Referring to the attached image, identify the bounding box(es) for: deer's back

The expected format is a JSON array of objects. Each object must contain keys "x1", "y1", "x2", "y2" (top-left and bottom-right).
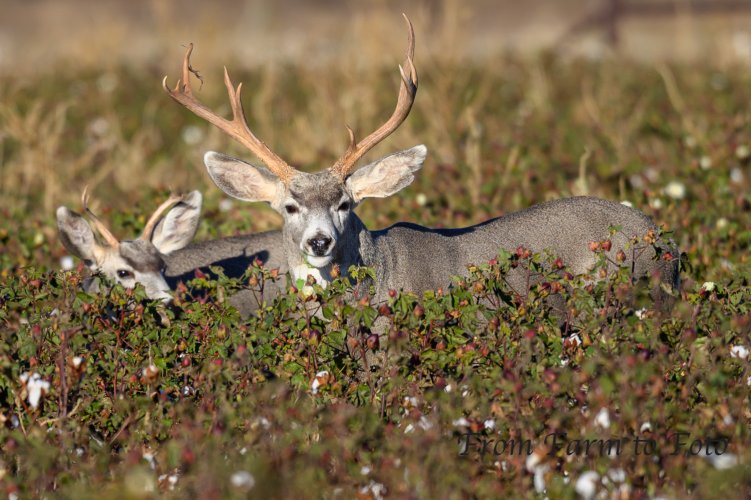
[{"x1": 372, "y1": 197, "x2": 678, "y2": 298}]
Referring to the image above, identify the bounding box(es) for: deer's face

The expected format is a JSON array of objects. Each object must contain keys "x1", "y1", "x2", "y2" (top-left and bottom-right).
[
  {"x1": 280, "y1": 171, "x2": 354, "y2": 267},
  {"x1": 204, "y1": 146, "x2": 427, "y2": 271},
  {"x1": 56, "y1": 191, "x2": 202, "y2": 301},
  {"x1": 86, "y1": 240, "x2": 172, "y2": 300}
]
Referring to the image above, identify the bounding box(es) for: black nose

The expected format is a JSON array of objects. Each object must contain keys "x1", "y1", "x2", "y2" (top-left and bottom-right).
[{"x1": 308, "y1": 235, "x2": 333, "y2": 256}]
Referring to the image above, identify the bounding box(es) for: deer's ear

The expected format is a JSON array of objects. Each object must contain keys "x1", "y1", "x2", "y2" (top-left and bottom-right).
[
  {"x1": 345, "y1": 145, "x2": 427, "y2": 203},
  {"x1": 151, "y1": 191, "x2": 202, "y2": 254},
  {"x1": 56, "y1": 207, "x2": 99, "y2": 264},
  {"x1": 204, "y1": 152, "x2": 281, "y2": 204}
]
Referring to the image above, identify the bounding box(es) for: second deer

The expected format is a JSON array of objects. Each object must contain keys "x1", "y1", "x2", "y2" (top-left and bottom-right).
[{"x1": 57, "y1": 189, "x2": 285, "y2": 316}]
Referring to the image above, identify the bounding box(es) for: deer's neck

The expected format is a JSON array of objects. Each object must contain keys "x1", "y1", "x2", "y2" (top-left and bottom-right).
[{"x1": 339, "y1": 213, "x2": 377, "y2": 271}]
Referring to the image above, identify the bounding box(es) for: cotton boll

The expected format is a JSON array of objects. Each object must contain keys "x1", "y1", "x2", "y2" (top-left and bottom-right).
[
  {"x1": 594, "y1": 408, "x2": 611, "y2": 429},
  {"x1": 21, "y1": 372, "x2": 50, "y2": 410},
  {"x1": 730, "y1": 345, "x2": 749, "y2": 359},
  {"x1": 664, "y1": 181, "x2": 686, "y2": 200},
  {"x1": 230, "y1": 471, "x2": 256, "y2": 490},
  {"x1": 575, "y1": 471, "x2": 599, "y2": 499},
  {"x1": 60, "y1": 255, "x2": 75, "y2": 270}
]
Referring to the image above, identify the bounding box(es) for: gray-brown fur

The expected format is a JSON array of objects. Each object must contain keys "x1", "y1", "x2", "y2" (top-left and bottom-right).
[
  {"x1": 353, "y1": 196, "x2": 679, "y2": 301},
  {"x1": 164, "y1": 230, "x2": 287, "y2": 316},
  {"x1": 120, "y1": 240, "x2": 166, "y2": 274},
  {"x1": 288, "y1": 173, "x2": 345, "y2": 209}
]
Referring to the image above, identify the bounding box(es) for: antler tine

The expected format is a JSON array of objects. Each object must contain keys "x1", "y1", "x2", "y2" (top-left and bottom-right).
[
  {"x1": 331, "y1": 14, "x2": 418, "y2": 179},
  {"x1": 139, "y1": 193, "x2": 183, "y2": 242},
  {"x1": 163, "y1": 43, "x2": 298, "y2": 184},
  {"x1": 81, "y1": 186, "x2": 120, "y2": 248}
]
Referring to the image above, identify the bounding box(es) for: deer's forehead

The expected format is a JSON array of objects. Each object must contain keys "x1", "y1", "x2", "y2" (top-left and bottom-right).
[
  {"x1": 288, "y1": 172, "x2": 346, "y2": 207},
  {"x1": 119, "y1": 240, "x2": 165, "y2": 273}
]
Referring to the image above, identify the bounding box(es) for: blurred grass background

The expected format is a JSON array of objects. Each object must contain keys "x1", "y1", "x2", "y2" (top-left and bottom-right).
[{"x1": 1, "y1": 0, "x2": 750, "y2": 284}]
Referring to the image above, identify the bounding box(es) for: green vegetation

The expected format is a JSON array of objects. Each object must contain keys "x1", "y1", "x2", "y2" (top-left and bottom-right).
[{"x1": 1, "y1": 54, "x2": 750, "y2": 497}]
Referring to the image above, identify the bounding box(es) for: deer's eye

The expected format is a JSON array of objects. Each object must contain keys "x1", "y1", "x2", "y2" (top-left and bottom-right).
[
  {"x1": 285, "y1": 205, "x2": 299, "y2": 215},
  {"x1": 337, "y1": 201, "x2": 351, "y2": 212},
  {"x1": 117, "y1": 269, "x2": 134, "y2": 280}
]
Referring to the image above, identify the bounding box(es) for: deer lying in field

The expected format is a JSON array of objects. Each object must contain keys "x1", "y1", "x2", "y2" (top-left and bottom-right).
[
  {"x1": 56, "y1": 189, "x2": 285, "y2": 317},
  {"x1": 163, "y1": 15, "x2": 679, "y2": 307}
]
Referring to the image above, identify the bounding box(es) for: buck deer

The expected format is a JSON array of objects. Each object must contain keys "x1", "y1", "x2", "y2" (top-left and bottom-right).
[
  {"x1": 163, "y1": 15, "x2": 679, "y2": 307},
  {"x1": 56, "y1": 189, "x2": 285, "y2": 316}
]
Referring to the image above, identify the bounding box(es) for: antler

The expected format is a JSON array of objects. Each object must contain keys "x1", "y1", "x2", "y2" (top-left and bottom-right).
[
  {"x1": 330, "y1": 14, "x2": 418, "y2": 179},
  {"x1": 139, "y1": 193, "x2": 183, "y2": 241},
  {"x1": 81, "y1": 186, "x2": 120, "y2": 248},
  {"x1": 163, "y1": 44, "x2": 298, "y2": 184}
]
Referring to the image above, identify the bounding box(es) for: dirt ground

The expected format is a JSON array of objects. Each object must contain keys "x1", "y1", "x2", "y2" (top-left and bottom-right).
[{"x1": 2, "y1": 0, "x2": 750, "y2": 75}]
